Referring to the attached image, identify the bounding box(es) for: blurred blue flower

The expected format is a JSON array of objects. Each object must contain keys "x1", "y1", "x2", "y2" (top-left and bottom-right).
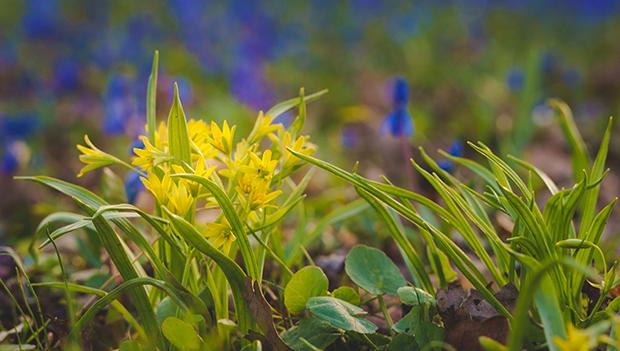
[
  {"x1": 540, "y1": 52, "x2": 557, "y2": 74},
  {"x1": 563, "y1": 67, "x2": 581, "y2": 87},
  {"x1": 438, "y1": 140, "x2": 464, "y2": 173},
  {"x1": 381, "y1": 78, "x2": 414, "y2": 137},
  {"x1": 124, "y1": 170, "x2": 144, "y2": 204},
  {"x1": 21, "y1": 0, "x2": 60, "y2": 39},
  {"x1": 506, "y1": 68, "x2": 524, "y2": 92},
  {"x1": 381, "y1": 108, "x2": 414, "y2": 137},
  {"x1": 341, "y1": 126, "x2": 359, "y2": 148},
  {"x1": 53, "y1": 58, "x2": 80, "y2": 92},
  {"x1": 103, "y1": 74, "x2": 136, "y2": 135},
  {"x1": 392, "y1": 77, "x2": 409, "y2": 107},
  {"x1": 0, "y1": 147, "x2": 18, "y2": 176},
  {"x1": 0, "y1": 113, "x2": 40, "y2": 140}
]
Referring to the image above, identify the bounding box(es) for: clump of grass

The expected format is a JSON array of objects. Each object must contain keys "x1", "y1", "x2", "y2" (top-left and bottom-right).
[{"x1": 292, "y1": 100, "x2": 618, "y2": 350}]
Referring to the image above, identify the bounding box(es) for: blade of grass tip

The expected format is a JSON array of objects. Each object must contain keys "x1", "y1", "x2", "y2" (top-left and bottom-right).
[
  {"x1": 147, "y1": 50, "x2": 159, "y2": 144},
  {"x1": 579, "y1": 117, "x2": 613, "y2": 238},
  {"x1": 289, "y1": 87, "x2": 306, "y2": 137},
  {"x1": 167, "y1": 82, "x2": 192, "y2": 166},
  {"x1": 508, "y1": 155, "x2": 559, "y2": 195},
  {"x1": 548, "y1": 98, "x2": 590, "y2": 179},
  {"x1": 31, "y1": 212, "x2": 84, "y2": 261},
  {"x1": 265, "y1": 89, "x2": 328, "y2": 119},
  {"x1": 411, "y1": 157, "x2": 505, "y2": 285},
  {"x1": 173, "y1": 174, "x2": 259, "y2": 281}
]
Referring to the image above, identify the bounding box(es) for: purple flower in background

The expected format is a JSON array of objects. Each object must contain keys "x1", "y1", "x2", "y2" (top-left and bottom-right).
[
  {"x1": 124, "y1": 170, "x2": 144, "y2": 204},
  {"x1": 563, "y1": 67, "x2": 581, "y2": 87},
  {"x1": 0, "y1": 113, "x2": 40, "y2": 140},
  {"x1": 540, "y1": 51, "x2": 557, "y2": 74},
  {"x1": 21, "y1": 0, "x2": 60, "y2": 39},
  {"x1": 381, "y1": 77, "x2": 414, "y2": 138},
  {"x1": 0, "y1": 143, "x2": 19, "y2": 176},
  {"x1": 103, "y1": 74, "x2": 137, "y2": 135},
  {"x1": 53, "y1": 57, "x2": 80, "y2": 93},
  {"x1": 506, "y1": 68, "x2": 524, "y2": 92},
  {"x1": 437, "y1": 140, "x2": 464, "y2": 173},
  {"x1": 341, "y1": 126, "x2": 360, "y2": 148}
]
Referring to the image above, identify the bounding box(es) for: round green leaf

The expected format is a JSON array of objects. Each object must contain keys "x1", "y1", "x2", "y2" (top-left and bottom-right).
[
  {"x1": 345, "y1": 245, "x2": 407, "y2": 295},
  {"x1": 306, "y1": 296, "x2": 378, "y2": 334},
  {"x1": 332, "y1": 286, "x2": 361, "y2": 306},
  {"x1": 161, "y1": 317, "x2": 202, "y2": 351},
  {"x1": 285, "y1": 266, "x2": 329, "y2": 314},
  {"x1": 397, "y1": 286, "x2": 435, "y2": 306}
]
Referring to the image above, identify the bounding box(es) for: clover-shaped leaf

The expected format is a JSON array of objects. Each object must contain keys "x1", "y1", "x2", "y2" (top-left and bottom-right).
[
  {"x1": 345, "y1": 245, "x2": 407, "y2": 295},
  {"x1": 284, "y1": 266, "x2": 329, "y2": 314},
  {"x1": 306, "y1": 296, "x2": 377, "y2": 334}
]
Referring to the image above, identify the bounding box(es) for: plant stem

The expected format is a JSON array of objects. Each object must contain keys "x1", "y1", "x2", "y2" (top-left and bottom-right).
[{"x1": 377, "y1": 294, "x2": 394, "y2": 334}]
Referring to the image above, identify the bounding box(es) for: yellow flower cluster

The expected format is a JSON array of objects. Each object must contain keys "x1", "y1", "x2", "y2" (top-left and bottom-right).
[
  {"x1": 76, "y1": 99, "x2": 316, "y2": 254},
  {"x1": 130, "y1": 113, "x2": 315, "y2": 252}
]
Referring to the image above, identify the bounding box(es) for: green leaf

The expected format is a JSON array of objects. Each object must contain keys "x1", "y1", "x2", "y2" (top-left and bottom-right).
[
  {"x1": 266, "y1": 89, "x2": 328, "y2": 119},
  {"x1": 163, "y1": 208, "x2": 253, "y2": 332},
  {"x1": 161, "y1": 317, "x2": 203, "y2": 351},
  {"x1": 355, "y1": 187, "x2": 433, "y2": 293},
  {"x1": 282, "y1": 317, "x2": 340, "y2": 351},
  {"x1": 345, "y1": 245, "x2": 407, "y2": 295},
  {"x1": 173, "y1": 174, "x2": 259, "y2": 280},
  {"x1": 392, "y1": 306, "x2": 444, "y2": 345},
  {"x1": 479, "y1": 336, "x2": 508, "y2": 351},
  {"x1": 387, "y1": 333, "x2": 417, "y2": 351},
  {"x1": 397, "y1": 286, "x2": 435, "y2": 306},
  {"x1": 69, "y1": 277, "x2": 196, "y2": 345},
  {"x1": 32, "y1": 281, "x2": 145, "y2": 339},
  {"x1": 548, "y1": 99, "x2": 589, "y2": 180},
  {"x1": 284, "y1": 266, "x2": 329, "y2": 314},
  {"x1": 332, "y1": 287, "x2": 360, "y2": 306},
  {"x1": 286, "y1": 150, "x2": 510, "y2": 318},
  {"x1": 119, "y1": 340, "x2": 144, "y2": 351},
  {"x1": 167, "y1": 83, "x2": 191, "y2": 165},
  {"x1": 306, "y1": 296, "x2": 377, "y2": 334},
  {"x1": 579, "y1": 117, "x2": 613, "y2": 237},
  {"x1": 147, "y1": 50, "x2": 159, "y2": 144}
]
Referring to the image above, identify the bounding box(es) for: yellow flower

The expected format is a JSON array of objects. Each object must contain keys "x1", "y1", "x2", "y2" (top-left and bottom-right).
[
  {"x1": 76, "y1": 135, "x2": 119, "y2": 177},
  {"x1": 209, "y1": 121, "x2": 236, "y2": 154},
  {"x1": 132, "y1": 136, "x2": 172, "y2": 172},
  {"x1": 141, "y1": 172, "x2": 173, "y2": 204},
  {"x1": 240, "y1": 150, "x2": 278, "y2": 181},
  {"x1": 167, "y1": 181, "x2": 193, "y2": 217},
  {"x1": 269, "y1": 131, "x2": 316, "y2": 169},
  {"x1": 219, "y1": 140, "x2": 253, "y2": 179},
  {"x1": 203, "y1": 218, "x2": 236, "y2": 254},
  {"x1": 248, "y1": 112, "x2": 282, "y2": 144},
  {"x1": 173, "y1": 157, "x2": 217, "y2": 196},
  {"x1": 239, "y1": 186, "x2": 282, "y2": 211},
  {"x1": 154, "y1": 121, "x2": 168, "y2": 149},
  {"x1": 554, "y1": 325, "x2": 594, "y2": 351},
  {"x1": 187, "y1": 119, "x2": 218, "y2": 161}
]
